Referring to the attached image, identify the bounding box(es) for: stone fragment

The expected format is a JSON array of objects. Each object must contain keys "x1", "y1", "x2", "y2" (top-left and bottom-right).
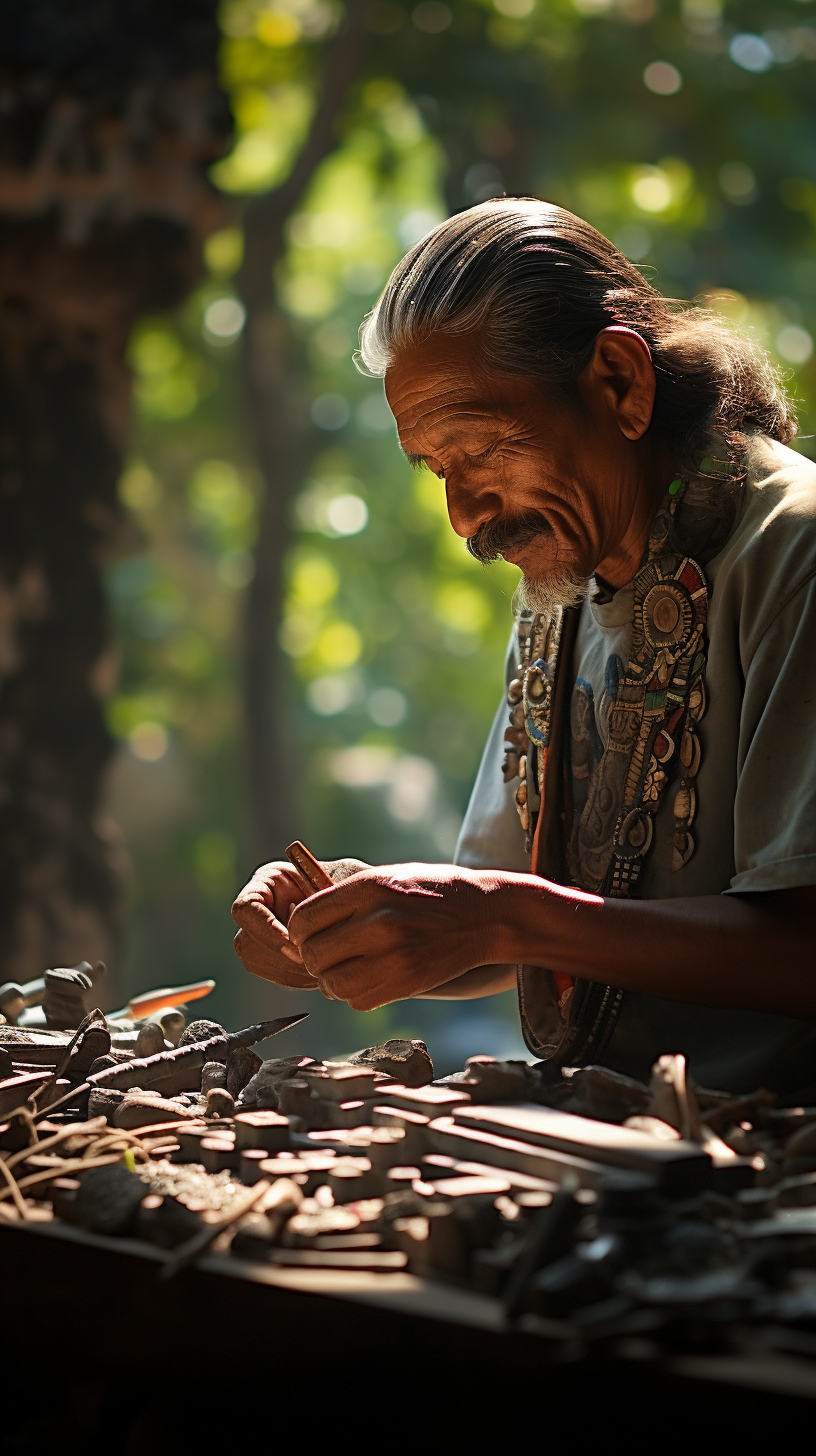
[
  {"x1": 562, "y1": 1065, "x2": 651, "y2": 1123},
  {"x1": 179, "y1": 1019, "x2": 226, "y2": 1049},
  {"x1": 134, "y1": 1022, "x2": 166, "y2": 1057},
  {"x1": 240, "y1": 1150, "x2": 270, "y2": 1185},
  {"x1": 201, "y1": 1061, "x2": 227, "y2": 1094},
  {"x1": 0, "y1": 983, "x2": 25, "y2": 1024},
  {"x1": 346, "y1": 1039, "x2": 433, "y2": 1088},
  {"x1": 206, "y1": 1087, "x2": 235, "y2": 1120},
  {"x1": 137, "y1": 1193, "x2": 202, "y2": 1248},
  {"x1": 283, "y1": 1206, "x2": 361, "y2": 1246},
  {"x1": 199, "y1": 1135, "x2": 237, "y2": 1173},
  {"x1": 159, "y1": 1009, "x2": 186, "y2": 1046},
  {"x1": 276, "y1": 1078, "x2": 313, "y2": 1118},
  {"x1": 353, "y1": 1126, "x2": 407, "y2": 1172},
  {"x1": 59, "y1": 1017, "x2": 111, "y2": 1081},
  {"x1": 226, "y1": 1045, "x2": 262, "y2": 1100},
  {"x1": 304, "y1": 1066, "x2": 383, "y2": 1102},
  {"x1": 114, "y1": 1094, "x2": 194, "y2": 1129},
  {"x1": 51, "y1": 1176, "x2": 82, "y2": 1224},
  {"x1": 75, "y1": 1164, "x2": 144, "y2": 1235},
  {"x1": 170, "y1": 1123, "x2": 209, "y2": 1163},
  {"x1": 233, "y1": 1110, "x2": 289, "y2": 1153},
  {"x1": 440, "y1": 1057, "x2": 532, "y2": 1103},
  {"x1": 258, "y1": 1153, "x2": 336, "y2": 1196},
  {"x1": 231, "y1": 1179, "x2": 304, "y2": 1254},
  {"x1": 328, "y1": 1159, "x2": 384, "y2": 1203},
  {"x1": 391, "y1": 1202, "x2": 467, "y2": 1277},
  {"x1": 88, "y1": 1086, "x2": 126, "y2": 1121},
  {"x1": 0, "y1": 1070, "x2": 51, "y2": 1118},
  {"x1": 239, "y1": 1056, "x2": 316, "y2": 1110},
  {"x1": 43, "y1": 968, "x2": 92, "y2": 1030}
]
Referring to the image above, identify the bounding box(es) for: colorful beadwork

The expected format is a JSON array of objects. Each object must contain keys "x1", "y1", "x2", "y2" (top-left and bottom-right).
[{"x1": 504, "y1": 452, "x2": 743, "y2": 894}]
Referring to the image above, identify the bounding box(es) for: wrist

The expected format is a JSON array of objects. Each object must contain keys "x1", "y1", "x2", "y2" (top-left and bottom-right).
[
  {"x1": 481, "y1": 873, "x2": 549, "y2": 964},
  {"x1": 488, "y1": 874, "x2": 601, "y2": 968}
]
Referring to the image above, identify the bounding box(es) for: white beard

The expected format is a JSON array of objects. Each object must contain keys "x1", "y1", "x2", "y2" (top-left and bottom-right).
[{"x1": 513, "y1": 566, "x2": 590, "y2": 619}]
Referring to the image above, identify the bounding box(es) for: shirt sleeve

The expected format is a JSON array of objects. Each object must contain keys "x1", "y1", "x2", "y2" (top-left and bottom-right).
[
  {"x1": 728, "y1": 573, "x2": 816, "y2": 894},
  {"x1": 454, "y1": 633, "x2": 531, "y2": 875}
]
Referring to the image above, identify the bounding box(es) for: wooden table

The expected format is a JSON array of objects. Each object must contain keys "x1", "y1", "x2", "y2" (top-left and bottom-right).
[{"x1": 3, "y1": 1217, "x2": 816, "y2": 1450}]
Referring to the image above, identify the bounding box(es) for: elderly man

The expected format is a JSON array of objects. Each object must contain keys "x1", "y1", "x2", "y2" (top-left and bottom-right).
[{"x1": 233, "y1": 198, "x2": 816, "y2": 1101}]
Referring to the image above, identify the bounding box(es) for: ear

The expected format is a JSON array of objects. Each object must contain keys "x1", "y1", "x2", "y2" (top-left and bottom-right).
[{"x1": 579, "y1": 326, "x2": 656, "y2": 440}]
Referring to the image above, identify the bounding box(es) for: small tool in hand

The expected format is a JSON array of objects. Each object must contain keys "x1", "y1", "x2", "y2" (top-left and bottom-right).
[{"x1": 285, "y1": 841, "x2": 334, "y2": 893}]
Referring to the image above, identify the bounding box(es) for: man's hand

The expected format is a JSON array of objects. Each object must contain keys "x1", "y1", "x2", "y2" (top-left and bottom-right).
[
  {"x1": 232, "y1": 861, "x2": 315, "y2": 988},
  {"x1": 287, "y1": 863, "x2": 509, "y2": 1010},
  {"x1": 231, "y1": 858, "x2": 369, "y2": 989}
]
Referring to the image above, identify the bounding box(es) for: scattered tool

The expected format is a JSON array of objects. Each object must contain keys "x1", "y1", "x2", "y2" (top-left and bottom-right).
[
  {"x1": 33, "y1": 1013, "x2": 310, "y2": 1121},
  {"x1": 108, "y1": 979, "x2": 217, "y2": 1023}
]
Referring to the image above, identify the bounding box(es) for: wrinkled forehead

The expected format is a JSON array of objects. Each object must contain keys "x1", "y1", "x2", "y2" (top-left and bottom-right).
[
  {"x1": 385, "y1": 333, "x2": 485, "y2": 408},
  {"x1": 385, "y1": 333, "x2": 506, "y2": 448}
]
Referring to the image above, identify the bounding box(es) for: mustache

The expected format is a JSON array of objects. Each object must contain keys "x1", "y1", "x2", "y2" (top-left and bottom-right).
[{"x1": 466, "y1": 510, "x2": 553, "y2": 564}]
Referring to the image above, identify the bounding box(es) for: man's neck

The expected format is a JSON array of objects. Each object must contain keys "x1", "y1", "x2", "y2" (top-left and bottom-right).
[{"x1": 593, "y1": 446, "x2": 674, "y2": 590}]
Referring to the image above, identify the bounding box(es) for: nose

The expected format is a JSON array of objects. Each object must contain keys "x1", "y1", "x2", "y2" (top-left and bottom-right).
[{"x1": 445, "y1": 475, "x2": 503, "y2": 540}]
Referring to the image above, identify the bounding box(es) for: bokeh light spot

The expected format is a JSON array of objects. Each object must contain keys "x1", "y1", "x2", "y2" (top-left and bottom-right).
[
  {"x1": 729, "y1": 33, "x2": 773, "y2": 72},
  {"x1": 204, "y1": 298, "x2": 246, "y2": 340},
  {"x1": 326, "y1": 494, "x2": 368, "y2": 535},
  {"x1": 777, "y1": 325, "x2": 814, "y2": 365},
  {"x1": 129, "y1": 722, "x2": 168, "y2": 762},
  {"x1": 311, "y1": 394, "x2": 351, "y2": 430},
  {"x1": 643, "y1": 61, "x2": 683, "y2": 95}
]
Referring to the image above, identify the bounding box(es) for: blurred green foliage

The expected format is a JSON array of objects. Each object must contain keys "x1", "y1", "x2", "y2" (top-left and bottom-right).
[{"x1": 104, "y1": 0, "x2": 816, "y2": 1067}]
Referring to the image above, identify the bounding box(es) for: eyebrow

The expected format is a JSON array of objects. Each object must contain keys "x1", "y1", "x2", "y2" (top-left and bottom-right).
[{"x1": 401, "y1": 448, "x2": 426, "y2": 470}]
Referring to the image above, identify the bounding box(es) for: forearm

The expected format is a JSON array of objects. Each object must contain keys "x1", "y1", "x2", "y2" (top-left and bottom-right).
[
  {"x1": 500, "y1": 878, "x2": 816, "y2": 1018},
  {"x1": 421, "y1": 964, "x2": 517, "y2": 999}
]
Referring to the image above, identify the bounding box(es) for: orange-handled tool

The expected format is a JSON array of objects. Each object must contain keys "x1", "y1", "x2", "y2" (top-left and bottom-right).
[{"x1": 113, "y1": 979, "x2": 216, "y2": 1022}]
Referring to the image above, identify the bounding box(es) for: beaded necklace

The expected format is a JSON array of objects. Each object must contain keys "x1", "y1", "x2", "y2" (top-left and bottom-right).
[
  {"x1": 507, "y1": 453, "x2": 744, "y2": 1063},
  {"x1": 504, "y1": 454, "x2": 743, "y2": 898}
]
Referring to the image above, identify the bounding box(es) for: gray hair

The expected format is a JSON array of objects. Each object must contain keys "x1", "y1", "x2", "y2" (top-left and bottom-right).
[{"x1": 358, "y1": 198, "x2": 796, "y2": 460}]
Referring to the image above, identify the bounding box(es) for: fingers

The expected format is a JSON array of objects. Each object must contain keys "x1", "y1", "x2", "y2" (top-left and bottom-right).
[
  {"x1": 232, "y1": 882, "x2": 298, "y2": 950},
  {"x1": 232, "y1": 863, "x2": 308, "y2": 936},
  {"x1": 295, "y1": 914, "x2": 386, "y2": 977},
  {"x1": 315, "y1": 963, "x2": 389, "y2": 1011},
  {"x1": 288, "y1": 874, "x2": 374, "y2": 947},
  {"x1": 233, "y1": 928, "x2": 318, "y2": 990}
]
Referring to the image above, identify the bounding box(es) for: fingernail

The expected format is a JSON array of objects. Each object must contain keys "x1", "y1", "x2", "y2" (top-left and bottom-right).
[{"x1": 280, "y1": 942, "x2": 301, "y2": 961}]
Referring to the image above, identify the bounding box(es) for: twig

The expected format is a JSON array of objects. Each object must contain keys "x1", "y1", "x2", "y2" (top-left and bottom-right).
[
  {"x1": 0, "y1": 1155, "x2": 31, "y2": 1219},
  {"x1": 3, "y1": 1103, "x2": 39, "y2": 1148},
  {"x1": 0, "y1": 1153, "x2": 123, "y2": 1200},
  {"x1": 3, "y1": 1117, "x2": 107, "y2": 1173},
  {"x1": 158, "y1": 1179, "x2": 272, "y2": 1280},
  {"x1": 81, "y1": 1132, "x2": 153, "y2": 1160}
]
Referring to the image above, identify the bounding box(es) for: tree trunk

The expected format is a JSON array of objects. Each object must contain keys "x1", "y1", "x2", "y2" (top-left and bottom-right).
[{"x1": 0, "y1": 2, "x2": 229, "y2": 980}]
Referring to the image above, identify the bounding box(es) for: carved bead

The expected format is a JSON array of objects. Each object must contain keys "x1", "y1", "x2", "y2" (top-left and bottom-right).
[
  {"x1": 672, "y1": 830, "x2": 694, "y2": 871},
  {"x1": 501, "y1": 752, "x2": 520, "y2": 784},
  {"x1": 673, "y1": 784, "x2": 696, "y2": 824},
  {"x1": 507, "y1": 678, "x2": 523, "y2": 703}
]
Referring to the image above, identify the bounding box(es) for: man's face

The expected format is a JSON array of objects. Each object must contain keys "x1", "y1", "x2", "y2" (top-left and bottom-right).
[{"x1": 385, "y1": 330, "x2": 662, "y2": 600}]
